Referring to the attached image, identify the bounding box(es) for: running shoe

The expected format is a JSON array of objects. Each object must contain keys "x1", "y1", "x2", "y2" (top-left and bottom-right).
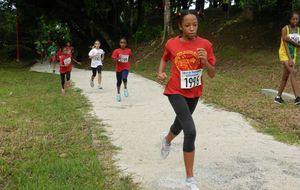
[
  {"x1": 90, "y1": 79, "x2": 94, "y2": 88},
  {"x1": 98, "y1": 85, "x2": 103, "y2": 89},
  {"x1": 116, "y1": 94, "x2": 121, "y2": 102},
  {"x1": 186, "y1": 177, "x2": 199, "y2": 190},
  {"x1": 274, "y1": 96, "x2": 284, "y2": 104},
  {"x1": 124, "y1": 89, "x2": 129, "y2": 97},
  {"x1": 61, "y1": 89, "x2": 66, "y2": 96},
  {"x1": 160, "y1": 132, "x2": 171, "y2": 159},
  {"x1": 53, "y1": 70, "x2": 55, "y2": 73},
  {"x1": 295, "y1": 96, "x2": 300, "y2": 105}
]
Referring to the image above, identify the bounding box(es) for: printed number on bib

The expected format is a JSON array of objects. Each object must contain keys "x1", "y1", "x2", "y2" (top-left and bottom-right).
[
  {"x1": 180, "y1": 69, "x2": 203, "y2": 89},
  {"x1": 94, "y1": 55, "x2": 101, "y2": 61},
  {"x1": 119, "y1": 55, "x2": 129, "y2": 63},
  {"x1": 64, "y1": 57, "x2": 71, "y2": 66},
  {"x1": 289, "y1": 33, "x2": 300, "y2": 44}
]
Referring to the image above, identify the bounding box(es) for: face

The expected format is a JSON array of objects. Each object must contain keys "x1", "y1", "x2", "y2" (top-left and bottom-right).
[
  {"x1": 94, "y1": 41, "x2": 100, "y2": 48},
  {"x1": 66, "y1": 42, "x2": 71, "y2": 46},
  {"x1": 290, "y1": 14, "x2": 299, "y2": 27},
  {"x1": 179, "y1": 14, "x2": 198, "y2": 40},
  {"x1": 119, "y1": 39, "x2": 127, "y2": 49}
]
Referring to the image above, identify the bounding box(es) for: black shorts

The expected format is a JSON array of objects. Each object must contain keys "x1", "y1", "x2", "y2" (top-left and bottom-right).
[{"x1": 91, "y1": 65, "x2": 102, "y2": 76}]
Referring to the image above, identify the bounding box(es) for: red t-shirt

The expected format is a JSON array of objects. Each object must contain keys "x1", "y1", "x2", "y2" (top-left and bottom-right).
[
  {"x1": 59, "y1": 54, "x2": 72, "y2": 73},
  {"x1": 65, "y1": 46, "x2": 73, "y2": 57},
  {"x1": 162, "y1": 36, "x2": 216, "y2": 98},
  {"x1": 111, "y1": 48, "x2": 133, "y2": 72}
]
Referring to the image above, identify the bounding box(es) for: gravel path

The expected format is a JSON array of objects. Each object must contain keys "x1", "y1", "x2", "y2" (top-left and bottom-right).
[{"x1": 31, "y1": 63, "x2": 300, "y2": 190}]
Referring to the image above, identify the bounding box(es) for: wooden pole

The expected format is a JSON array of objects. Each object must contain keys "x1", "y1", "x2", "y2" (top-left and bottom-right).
[{"x1": 16, "y1": 10, "x2": 20, "y2": 62}]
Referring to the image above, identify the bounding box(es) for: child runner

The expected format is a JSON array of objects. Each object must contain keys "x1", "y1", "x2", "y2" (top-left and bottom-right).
[
  {"x1": 275, "y1": 12, "x2": 300, "y2": 105},
  {"x1": 65, "y1": 41, "x2": 81, "y2": 65},
  {"x1": 88, "y1": 40, "x2": 105, "y2": 89},
  {"x1": 58, "y1": 47, "x2": 80, "y2": 95},
  {"x1": 112, "y1": 38, "x2": 137, "y2": 102},
  {"x1": 157, "y1": 10, "x2": 216, "y2": 190},
  {"x1": 48, "y1": 41, "x2": 57, "y2": 73}
]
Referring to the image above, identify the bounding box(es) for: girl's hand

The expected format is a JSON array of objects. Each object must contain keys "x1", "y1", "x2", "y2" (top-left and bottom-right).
[
  {"x1": 157, "y1": 72, "x2": 167, "y2": 84},
  {"x1": 197, "y1": 48, "x2": 208, "y2": 65},
  {"x1": 288, "y1": 59, "x2": 294, "y2": 66}
]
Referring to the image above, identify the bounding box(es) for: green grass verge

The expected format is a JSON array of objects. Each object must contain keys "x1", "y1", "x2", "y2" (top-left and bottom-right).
[{"x1": 0, "y1": 62, "x2": 137, "y2": 190}]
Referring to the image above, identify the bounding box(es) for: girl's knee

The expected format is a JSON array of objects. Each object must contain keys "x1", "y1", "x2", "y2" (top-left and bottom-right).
[
  {"x1": 291, "y1": 69, "x2": 297, "y2": 76},
  {"x1": 183, "y1": 129, "x2": 196, "y2": 152}
]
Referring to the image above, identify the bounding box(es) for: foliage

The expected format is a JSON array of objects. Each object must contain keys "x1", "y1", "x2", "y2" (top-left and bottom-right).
[{"x1": 133, "y1": 24, "x2": 162, "y2": 43}]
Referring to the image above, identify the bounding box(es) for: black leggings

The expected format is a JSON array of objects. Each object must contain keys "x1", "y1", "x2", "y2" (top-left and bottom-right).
[
  {"x1": 168, "y1": 94, "x2": 199, "y2": 152},
  {"x1": 116, "y1": 70, "x2": 129, "y2": 87},
  {"x1": 60, "y1": 72, "x2": 71, "y2": 89}
]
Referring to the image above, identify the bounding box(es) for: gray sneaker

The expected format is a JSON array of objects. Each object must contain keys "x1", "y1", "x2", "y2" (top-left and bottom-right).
[
  {"x1": 160, "y1": 132, "x2": 171, "y2": 159},
  {"x1": 186, "y1": 177, "x2": 199, "y2": 190},
  {"x1": 90, "y1": 79, "x2": 94, "y2": 88}
]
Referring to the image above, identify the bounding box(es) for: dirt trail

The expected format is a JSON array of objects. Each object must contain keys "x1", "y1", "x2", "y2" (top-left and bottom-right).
[{"x1": 31, "y1": 63, "x2": 300, "y2": 190}]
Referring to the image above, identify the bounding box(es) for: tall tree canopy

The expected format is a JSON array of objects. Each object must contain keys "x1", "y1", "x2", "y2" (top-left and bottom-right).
[{"x1": 0, "y1": 0, "x2": 299, "y2": 60}]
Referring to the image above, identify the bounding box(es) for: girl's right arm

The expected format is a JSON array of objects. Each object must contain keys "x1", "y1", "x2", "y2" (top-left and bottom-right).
[
  {"x1": 157, "y1": 58, "x2": 168, "y2": 83},
  {"x1": 88, "y1": 49, "x2": 95, "y2": 59},
  {"x1": 59, "y1": 56, "x2": 66, "y2": 67},
  {"x1": 112, "y1": 50, "x2": 119, "y2": 63}
]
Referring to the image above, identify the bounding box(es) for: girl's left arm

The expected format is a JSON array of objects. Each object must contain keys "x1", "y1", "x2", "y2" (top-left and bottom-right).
[
  {"x1": 131, "y1": 52, "x2": 138, "y2": 68},
  {"x1": 101, "y1": 52, "x2": 105, "y2": 61},
  {"x1": 198, "y1": 48, "x2": 216, "y2": 78},
  {"x1": 72, "y1": 58, "x2": 81, "y2": 65}
]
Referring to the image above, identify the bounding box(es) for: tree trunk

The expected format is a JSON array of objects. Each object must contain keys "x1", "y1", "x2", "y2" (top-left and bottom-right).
[
  {"x1": 181, "y1": 0, "x2": 189, "y2": 9},
  {"x1": 277, "y1": 0, "x2": 293, "y2": 14},
  {"x1": 129, "y1": 0, "x2": 134, "y2": 35},
  {"x1": 111, "y1": 0, "x2": 121, "y2": 29},
  {"x1": 161, "y1": 0, "x2": 173, "y2": 45},
  {"x1": 196, "y1": 0, "x2": 205, "y2": 12},
  {"x1": 137, "y1": 0, "x2": 144, "y2": 27}
]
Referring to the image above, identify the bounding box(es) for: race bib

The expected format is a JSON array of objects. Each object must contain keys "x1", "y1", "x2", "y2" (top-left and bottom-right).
[
  {"x1": 289, "y1": 33, "x2": 300, "y2": 43},
  {"x1": 94, "y1": 54, "x2": 101, "y2": 61},
  {"x1": 51, "y1": 51, "x2": 56, "y2": 55},
  {"x1": 118, "y1": 55, "x2": 129, "y2": 63},
  {"x1": 63, "y1": 57, "x2": 71, "y2": 66},
  {"x1": 180, "y1": 69, "x2": 203, "y2": 89}
]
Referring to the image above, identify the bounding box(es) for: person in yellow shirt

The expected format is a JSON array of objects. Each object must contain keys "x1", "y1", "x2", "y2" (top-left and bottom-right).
[{"x1": 275, "y1": 12, "x2": 300, "y2": 105}]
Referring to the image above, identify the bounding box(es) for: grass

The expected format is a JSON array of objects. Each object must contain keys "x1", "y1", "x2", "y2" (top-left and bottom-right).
[
  {"x1": 204, "y1": 47, "x2": 300, "y2": 144},
  {"x1": 0, "y1": 62, "x2": 137, "y2": 190}
]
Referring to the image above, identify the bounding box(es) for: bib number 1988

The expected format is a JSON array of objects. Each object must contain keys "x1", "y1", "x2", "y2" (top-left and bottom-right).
[{"x1": 180, "y1": 69, "x2": 203, "y2": 89}]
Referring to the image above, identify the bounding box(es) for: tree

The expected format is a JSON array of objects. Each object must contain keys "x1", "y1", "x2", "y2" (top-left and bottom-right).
[{"x1": 161, "y1": 0, "x2": 173, "y2": 45}]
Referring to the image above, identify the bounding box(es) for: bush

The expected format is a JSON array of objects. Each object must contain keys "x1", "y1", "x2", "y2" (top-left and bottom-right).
[{"x1": 133, "y1": 24, "x2": 162, "y2": 43}]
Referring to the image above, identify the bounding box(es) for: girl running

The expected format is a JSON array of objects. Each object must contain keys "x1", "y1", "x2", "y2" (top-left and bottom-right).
[
  {"x1": 157, "y1": 10, "x2": 216, "y2": 190},
  {"x1": 275, "y1": 12, "x2": 300, "y2": 105},
  {"x1": 65, "y1": 41, "x2": 81, "y2": 65},
  {"x1": 112, "y1": 38, "x2": 137, "y2": 102},
  {"x1": 58, "y1": 47, "x2": 81, "y2": 95},
  {"x1": 48, "y1": 41, "x2": 57, "y2": 73},
  {"x1": 88, "y1": 40, "x2": 105, "y2": 89}
]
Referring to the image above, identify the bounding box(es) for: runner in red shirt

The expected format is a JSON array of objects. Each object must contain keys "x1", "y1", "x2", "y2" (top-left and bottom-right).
[
  {"x1": 58, "y1": 47, "x2": 80, "y2": 95},
  {"x1": 65, "y1": 41, "x2": 81, "y2": 65},
  {"x1": 157, "y1": 10, "x2": 216, "y2": 190},
  {"x1": 112, "y1": 37, "x2": 137, "y2": 102}
]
